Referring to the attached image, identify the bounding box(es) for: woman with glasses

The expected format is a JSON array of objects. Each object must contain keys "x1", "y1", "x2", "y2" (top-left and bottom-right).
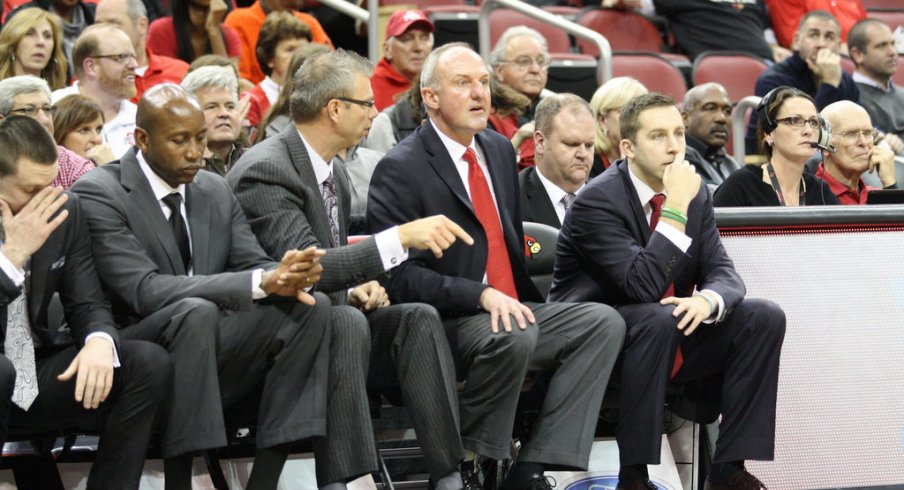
[
  {"x1": 714, "y1": 86, "x2": 839, "y2": 206},
  {"x1": 0, "y1": 8, "x2": 68, "y2": 90},
  {"x1": 52, "y1": 94, "x2": 116, "y2": 165}
]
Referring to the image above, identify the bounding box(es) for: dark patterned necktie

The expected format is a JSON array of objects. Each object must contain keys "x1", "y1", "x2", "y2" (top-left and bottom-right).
[
  {"x1": 561, "y1": 192, "x2": 576, "y2": 212},
  {"x1": 162, "y1": 193, "x2": 191, "y2": 271},
  {"x1": 321, "y1": 174, "x2": 341, "y2": 247}
]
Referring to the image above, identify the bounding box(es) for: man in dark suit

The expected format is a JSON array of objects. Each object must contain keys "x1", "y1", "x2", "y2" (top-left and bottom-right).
[
  {"x1": 71, "y1": 84, "x2": 336, "y2": 490},
  {"x1": 367, "y1": 43, "x2": 626, "y2": 490},
  {"x1": 681, "y1": 83, "x2": 741, "y2": 190},
  {"x1": 0, "y1": 116, "x2": 171, "y2": 489},
  {"x1": 228, "y1": 49, "x2": 475, "y2": 490},
  {"x1": 549, "y1": 93, "x2": 786, "y2": 490},
  {"x1": 519, "y1": 93, "x2": 595, "y2": 229}
]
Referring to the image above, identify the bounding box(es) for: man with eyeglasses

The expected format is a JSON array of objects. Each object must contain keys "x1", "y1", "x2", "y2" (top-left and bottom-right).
[
  {"x1": 489, "y1": 26, "x2": 551, "y2": 170},
  {"x1": 51, "y1": 24, "x2": 138, "y2": 160},
  {"x1": 0, "y1": 76, "x2": 95, "y2": 189},
  {"x1": 747, "y1": 10, "x2": 860, "y2": 154},
  {"x1": 815, "y1": 100, "x2": 897, "y2": 204},
  {"x1": 682, "y1": 83, "x2": 741, "y2": 189},
  {"x1": 229, "y1": 49, "x2": 476, "y2": 490},
  {"x1": 371, "y1": 9, "x2": 434, "y2": 112}
]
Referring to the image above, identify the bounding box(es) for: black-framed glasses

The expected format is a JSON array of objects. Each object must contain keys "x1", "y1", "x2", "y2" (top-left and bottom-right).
[
  {"x1": 90, "y1": 53, "x2": 138, "y2": 64},
  {"x1": 334, "y1": 97, "x2": 375, "y2": 108},
  {"x1": 9, "y1": 105, "x2": 56, "y2": 117},
  {"x1": 834, "y1": 128, "x2": 879, "y2": 144},
  {"x1": 775, "y1": 115, "x2": 820, "y2": 130},
  {"x1": 501, "y1": 55, "x2": 550, "y2": 69}
]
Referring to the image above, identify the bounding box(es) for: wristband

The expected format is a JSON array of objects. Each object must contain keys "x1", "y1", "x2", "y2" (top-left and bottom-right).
[
  {"x1": 694, "y1": 292, "x2": 716, "y2": 316},
  {"x1": 660, "y1": 208, "x2": 688, "y2": 225}
]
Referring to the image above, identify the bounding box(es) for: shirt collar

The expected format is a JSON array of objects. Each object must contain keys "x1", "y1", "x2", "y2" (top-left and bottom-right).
[
  {"x1": 815, "y1": 162, "x2": 865, "y2": 199},
  {"x1": 137, "y1": 150, "x2": 186, "y2": 201},
  {"x1": 535, "y1": 166, "x2": 580, "y2": 205},
  {"x1": 627, "y1": 162, "x2": 662, "y2": 210},
  {"x1": 852, "y1": 71, "x2": 894, "y2": 93},
  {"x1": 430, "y1": 119, "x2": 477, "y2": 163},
  {"x1": 298, "y1": 129, "x2": 332, "y2": 185}
]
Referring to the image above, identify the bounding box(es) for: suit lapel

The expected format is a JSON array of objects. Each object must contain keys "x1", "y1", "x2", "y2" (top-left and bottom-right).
[
  {"x1": 422, "y1": 123, "x2": 475, "y2": 216},
  {"x1": 185, "y1": 181, "x2": 210, "y2": 274},
  {"x1": 284, "y1": 130, "x2": 336, "y2": 247},
  {"x1": 121, "y1": 151, "x2": 188, "y2": 275},
  {"x1": 617, "y1": 161, "x2": 652, "y2": 244},
  {"x1": 525, "y1": 168, "x2": 560, "y2": 226}
]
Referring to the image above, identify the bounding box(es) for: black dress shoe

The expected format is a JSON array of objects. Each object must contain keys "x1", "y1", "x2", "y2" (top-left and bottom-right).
[
  {"x1": 616, "y1": 479, "x2": 657, "y2": 490},
  {"x1": 461, "y1": 460, "x2": 484, "y2": 490},
  {"x1": 703, "y1": 470, "x2": 767, "y2": 490},
  {"x1": 520, "y1": 473, "x2": 556, "y2": 490}
]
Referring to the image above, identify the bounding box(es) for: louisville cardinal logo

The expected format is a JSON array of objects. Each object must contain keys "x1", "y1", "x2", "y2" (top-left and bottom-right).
[{"x1": 524, "y1": 234, "x2": 542, "y2": 258}]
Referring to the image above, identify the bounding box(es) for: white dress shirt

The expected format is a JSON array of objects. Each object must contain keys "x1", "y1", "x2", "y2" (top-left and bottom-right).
[{"x1": 534, "y1": 166, "x2": 582, "y2": 226}]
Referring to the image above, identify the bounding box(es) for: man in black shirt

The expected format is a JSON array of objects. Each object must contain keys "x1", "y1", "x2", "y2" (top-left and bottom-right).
[{"x1": 682, "y1": 83, "x2": 741, "y2": 189}]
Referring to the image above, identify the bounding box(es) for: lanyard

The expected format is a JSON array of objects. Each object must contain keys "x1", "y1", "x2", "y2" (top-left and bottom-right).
[{"x1": 765, "y1": 163, "x2": 806, "y2": 207}]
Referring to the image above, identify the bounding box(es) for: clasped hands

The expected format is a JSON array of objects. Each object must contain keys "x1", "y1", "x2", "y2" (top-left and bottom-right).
[{"x1": 261, "y1": 247, "x2": 326, "y2": 305}]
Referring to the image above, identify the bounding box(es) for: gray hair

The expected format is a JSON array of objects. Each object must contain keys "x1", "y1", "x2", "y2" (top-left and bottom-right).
[
  {"x1": 0, "y1": 75, "x2": 51, "y2": 115},
  {"x1": 489, "y1": 26, "x2": 548, "y2": 67},
  {"x1": 420, "y1": 42, "x2": 485, "y2": 91},
  {"x1": 289, "y1": 48, "x2": 374, "y2": 123},
  {"x1": 534, "y1": 93, "x2": 592, "y2": 136},
  {"x1": 124, "y1": 0, "x2": 147, "y2": 22},
  {"x1": 181, "y1": 66, "x2": 239, "y2": 104}
]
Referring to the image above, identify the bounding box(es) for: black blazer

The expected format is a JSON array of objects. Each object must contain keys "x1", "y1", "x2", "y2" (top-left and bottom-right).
[
  {"x1": 0, "y1": 193, "x2": 119, "y2": 353},
  {"x1": 518, "y1": 166, "x2": 561, "y2": 229},
  {"x1": 367, "y1": 122, "x2": 543, "y2": 317},
  {"x1": 549, "y1": 159, "x2": 745, "y2": 311}
]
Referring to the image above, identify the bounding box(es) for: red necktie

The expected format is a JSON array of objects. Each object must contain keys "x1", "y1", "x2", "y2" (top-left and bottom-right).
[
  {"x1": 649, "y1": 193, "x2": 683, "y2": 378},
  {"x1": 464, "y1": 148, "x2": 519, "y2": 300}
]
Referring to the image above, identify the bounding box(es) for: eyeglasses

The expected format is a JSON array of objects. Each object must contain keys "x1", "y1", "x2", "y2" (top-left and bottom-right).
[
  {"x1": 334, "y1": 97, "x2": 375, "y2": 108},
  {"x1": 834, "y1": 128, "x2": 879, "y2": 144},
  {"x1": 775, "y1": 116, "x2": 820, "y2": 130},
  {"x1": 501, "y1": 55, "x2": 550, "y2": 69},
  {"x1": 90, "y1": 53, "x2": 138, "y2": 64},
  {"x1": 9, "y1": 105, "x2": 55, "y2": 117}
]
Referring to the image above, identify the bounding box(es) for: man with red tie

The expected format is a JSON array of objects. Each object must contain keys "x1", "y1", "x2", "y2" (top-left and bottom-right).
[
  {"x1": 549, "y1": 92, "x2": 786, "y2": 490},
  {"x1": 367, "y1": 43, "x2": 626, "y2": 490}
]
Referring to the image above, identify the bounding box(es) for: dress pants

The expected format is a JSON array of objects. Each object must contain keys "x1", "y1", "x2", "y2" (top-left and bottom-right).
[
  {"x1": 367, "y1": 303, "x2": 462, "y2": 480},
  {"x1": 615, "y1": 298, "x2": 786, "y2": 466},
  {"x1": 455, "y1": 302, "x2": 625, "y2": 469},
  {"x1": 0, "y1": 340, "x2": 172, "y2": 489}
]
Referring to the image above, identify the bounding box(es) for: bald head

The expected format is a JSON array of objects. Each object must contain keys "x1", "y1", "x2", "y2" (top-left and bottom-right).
[
  {"x1": 820, "y1": 100, "x2": 868, "y2": 130},
  {"x1": 135, "y1": 84, "x2": 206, "y2": 188},
  {"x1": 137, "y1": 83, "x2": 202, "y2": 133},
  {"x1": 683, "y1": 83, "x2": 728, "y2": 111},
  {"x1": 682, "y1": 82, "x2": 732, "y2": 148},
  {"x1": 820, "y1": 100, "x2": 876, "y2": 182}
]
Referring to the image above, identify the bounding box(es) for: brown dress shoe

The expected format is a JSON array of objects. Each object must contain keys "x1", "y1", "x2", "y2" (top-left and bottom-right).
[
  {"x1": 615, "y1": 480, "x2": 657, "y2": 490},
  {"x1": 703, "y1": 469, "x2": 767, "y2": 490}
]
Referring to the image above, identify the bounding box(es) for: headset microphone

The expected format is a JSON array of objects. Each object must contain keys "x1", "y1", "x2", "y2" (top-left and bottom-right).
[{"x1": 811, "y1": 116, "x2": 836, "y2": 153}]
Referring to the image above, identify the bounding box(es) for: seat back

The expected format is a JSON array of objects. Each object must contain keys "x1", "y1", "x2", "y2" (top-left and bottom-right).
[
  {"x1": 575, "y1": 7, "x2": 663, "y2": 56},
  {"x1": 864, "y1": 0, "x2": 904, "y2": 8},
  {"x1": 692, "y1": 51, "x2": 769, "y2": 103},
  {"x1": 612, "y1": 52, "x2": 688, "y2": 102},
  {"x1": 867, "y1": 9, "x2": 904, "y2": 30},
  {"x1": 523, "y1": 221, "x2": 559, "y2": 298},
  {"x1": 488, "y1": 9, "x2": 573, "y2": 54}
]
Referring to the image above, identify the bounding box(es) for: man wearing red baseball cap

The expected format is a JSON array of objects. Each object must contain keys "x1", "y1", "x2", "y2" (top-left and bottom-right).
[{"x1": 372, "y1": 9, "x2": 435, "y2": 111}]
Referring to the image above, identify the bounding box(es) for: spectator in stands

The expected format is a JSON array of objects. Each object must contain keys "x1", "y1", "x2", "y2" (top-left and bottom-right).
[
  {"x1": 363, "y1": 79, "x2": 423, "y2": 155},
  {"x1": 549, "y1": 92, "x2": 786, "y2": 490},
  {"x1": 766, "y1": 0, "x2": 866, "y2": 52},
  {"x1": 147, "y1": 0, "x2": 241, "y2": 65},
  {"x1": 717, "y1": 86, "x2": 839, "y2": 206},
  {"x1": 0, "y1": 76, "x2": 95, "y2": 188},
  {"x1": 747, "y1": 10, "x2": 860, "y2": 154},
  {"x1": 368, "y1": 43, "x2": 625, "y2": 490},
  {"x1": 371, "y1": 9, "x2": 434, "y2": 112},
  {"x1": 51, "y1": 24, "x2": 137, "y2": 159},
  {"x1": 0, "y1": 8, "x2": 68, "y2": 90},
  {"x1": 682, "y1": 83, "x2": 741, "y2": 189},
  {"x1": 95, "y1": 0, "x2": 189, "y2": 103},
  {"x1": 588, "y1": 76, "x2": 647, "y2": 177},
  {"x1": 181, "y1": 65, "x2": 243, "y2": 176},
  {"x1": 849, "y1": 19, "x2": 904, "y2": 156},
  {"x1": 0, "y1": 114, "x2": 171, "y2": 490},
  {"x1": 245, "y1": 11, "x2": 311, "y2": 131},
  {"x1": 72, "y1": 83, "x2": 333, "y2": 490},
  {"x1": 5, "y1": 0, "x2": 96, "y2": 70},
  {"x1": 229, "y1": 49, "x2": 477, "y2": 490},
  {"x1": 224, "y1": 0, "x2": 332, "y2": 85},
  {"x1": 519, "y1": 93, "x2": 594, "y2": 229},
  {"x1": 188, "y1": 53, "x2": 255, "y2": 93},
  {"x1": 649, "y1": 0, "x2": 791, "y2": 62},
  {"x1": 52, "y1": 93, "x2": 116, "y2": 165},
  {"x1": 815, "y1": 100, "x2": 897, "y2": 204},
  {"x1": 490, "y1": 26, "x2": 550, "y2": 170},
  {"x1": 258, "y1": 41, "x2": 330, "y2": 140}
]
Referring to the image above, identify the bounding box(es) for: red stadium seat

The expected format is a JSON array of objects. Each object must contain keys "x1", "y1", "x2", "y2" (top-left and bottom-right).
[
  {"x1": 867, "y1": 10, "x2": 904, "y2": 30},
  {"x1": 692, "y1": 51, "x2": 769, "y2": 103},
  {"x1": 863, "y1": 0, "x2": 904, "y2": 10},
  {"x1": 542, "y1": 5, "x2": 582, "y2": 21},
  {"x1": 611, "y1": 52, "x2": 688, "y2": 102},
  {"x1": 575, "y1": 7, "x2": 663, "y2": 55},
  {"x1": 488, "y1": 8, "x2": 573, "y2": 54},
  {"x1": 841, "y1": 55, "x2": 856, "y2": 74}
]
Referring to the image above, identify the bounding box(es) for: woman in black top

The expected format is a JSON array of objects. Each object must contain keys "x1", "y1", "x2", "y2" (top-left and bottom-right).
[{"x1": 714, "y1": 86, "x2": 839, "y2": 207}]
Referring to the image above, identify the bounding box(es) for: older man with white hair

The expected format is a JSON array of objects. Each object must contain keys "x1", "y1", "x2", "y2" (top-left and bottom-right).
[
  {"x1": 181, "y1": 65, "x2": 244, "y2": 175},
  {"x1": 0, "y1": 76, "x2": 95, "y2": 188}
]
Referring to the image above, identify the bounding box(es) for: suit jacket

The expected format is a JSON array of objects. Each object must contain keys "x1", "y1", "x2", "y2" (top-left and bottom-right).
[
  {"x1": 518, "y1": 166, "x2": 561, "y2": 229},
  {"x1": 367, "y1": 122, "x2": 543, "y2": 317},
  {"x1": 549, "y1": 159, "x2": 745, "y2": 310},
  {"x1": 0, "y1": 193, "x2": 119, "y2": 353},
  {"x1": 70, "y1": 148, "x2": 278, "y2": 326},
  {"x1": 226, "y1": 127, "x2": 385, "y2": 305}
]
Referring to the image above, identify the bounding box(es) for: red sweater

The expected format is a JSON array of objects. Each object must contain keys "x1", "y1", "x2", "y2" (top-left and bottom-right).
[
  {"x1": 133, "y1": 48, "x2": 190, "y2": 103},
  {"x1": 371, "y1": 58, "x2": 412, "y2": 112},
  {"x1": 488, "y1": 111, "x2": 536, "y2": 171}
]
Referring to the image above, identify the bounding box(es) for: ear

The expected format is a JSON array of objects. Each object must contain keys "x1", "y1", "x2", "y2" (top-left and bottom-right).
[
  {"x1": 849, "y1": 46, "x2": 863, "y2": 65},
  {"x1": 620, "y1": 138, "x2": 634, "y2": 160},
  {"x1": 493, "y1": 64, "x2": 504, "y2": 83},
  {"x1": 134, "y1": 127, "x2": 150, "y2": 153},
  {"x1": 597, "y1": 111, "x2": 607, "y2": 131},
  {"x1": 681, "y1": 111, "x2": 690, "y2": 127},
  {"x1": 791, "y1": 32, "x2": 800, "y2": 51},
  {"x1": 84, "y1": 58, "x2": 98, "y2": 78},
  {"x1": 137, "y1": 17, "x2": 149, "y2": 38},
  {"x1": 325, "y1": 99, "x2": 342, "y2": 123},
  {"x1": 421, "y1": 86, "x2": 439, "y2": 111},
  {"x1": 533, "y1": 130, "x2": 545, "y2": 154},
  {"x1": 382, "y1": 40, "x2": 391, "y2": 61}
]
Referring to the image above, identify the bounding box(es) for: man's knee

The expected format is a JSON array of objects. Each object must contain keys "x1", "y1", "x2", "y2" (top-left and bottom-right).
[
  {"x1": 173, "y1": 297, "x2": 220, "y2": 326},
  {"x1": 120, "y1": 340, "x2": 175, "y2": 397},
  {"x1": 331, "y1": 305, "x2": 371, "y2": 350},
  {"x1": 579, "y1": 303, "x2": 627, "y2": 347},
  {"x1": 621, "y1": 303, "x2": 684, "y2": 346},
  {"x1": 736, "y1": 298, "x2": 786, "y2": 341},
  {"x1": 396, "y1": 303, "x2": 444, "y2": 339},
  {"x1": 487, "y1": 323, "x2": 538, "y2": 362}
]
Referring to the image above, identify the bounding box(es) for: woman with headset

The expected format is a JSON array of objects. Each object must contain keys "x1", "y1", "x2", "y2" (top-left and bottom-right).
[{"x1": 714, "y1": 86, "x2": 839, "y2": 207}]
